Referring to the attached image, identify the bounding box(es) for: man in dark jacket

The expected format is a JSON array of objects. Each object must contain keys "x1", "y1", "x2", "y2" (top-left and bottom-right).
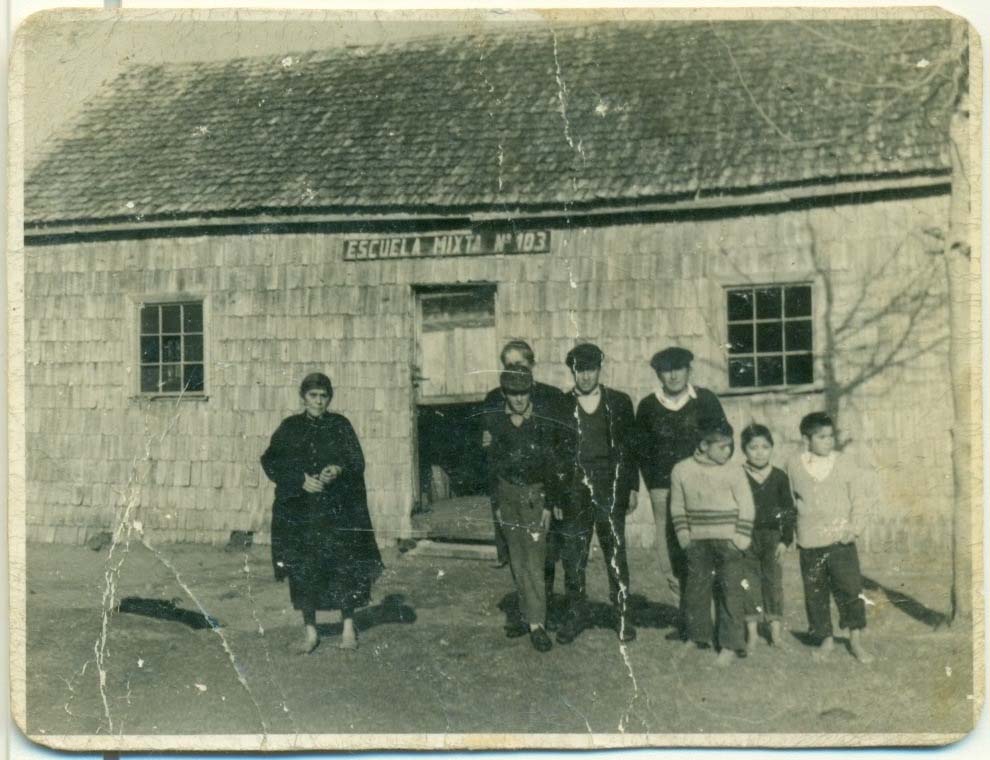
[
  {"x1": 481, "y1": 341, "x2": 568, "y2": 614},
  {"x1": 483, "y1": 366, "x2": 568, "y2": 652},
  {"x1": 636, "y1": 347, "x2": 727, "y2": 637},
  {"x1": 556, "y1": 344, "x2": 640, "y2": 644}
]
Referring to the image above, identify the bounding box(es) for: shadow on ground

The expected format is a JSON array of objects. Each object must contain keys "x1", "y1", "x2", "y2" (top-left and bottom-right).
[
  {"x1": 117, "y1": 596, "x2": 220, "y2": 630},
  {"x1": 315, "y1": 593, "x2": 417, "y2": 636},
  {"x1": 861, "y1": 575, "x2": 949, "y2": 630},
  {"x1": 496, "y1": 590, "x2": 678, "y2": 634}
]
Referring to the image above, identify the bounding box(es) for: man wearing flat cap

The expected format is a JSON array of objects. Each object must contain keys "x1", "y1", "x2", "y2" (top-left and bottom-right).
[
  {"x1": 481, "y1": 340, "x2": 568, "y2": 571},
  {"x1": 555, "y1": 343, "x2": 640, "y2": 644},
  {"x1": 482, "y1": 365, "x2": 569, "y2": 652},
  {"x1": 637, "y1": 346, "x2": 727, "y2": 637}
]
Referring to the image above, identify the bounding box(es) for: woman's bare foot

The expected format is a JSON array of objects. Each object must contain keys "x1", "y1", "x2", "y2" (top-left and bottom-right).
[
  {"x1": 714, "y1": 648, "x2": 737, "y2": 667},
  {"x1": 746, "y1": 621, "x2": 759, "y2": 653},
  {"x1": 338, "y1": 618, "x2": 358, "y2": 650},
  {"x1": 849, "y1": 630, "x2": 873, "y2": 663},
  {"x1": 812, "y1": 635, "x2": 834, "y2": 661},
  {"x1": 293, "y1": 624, "x2": 319, "y2": 655}
]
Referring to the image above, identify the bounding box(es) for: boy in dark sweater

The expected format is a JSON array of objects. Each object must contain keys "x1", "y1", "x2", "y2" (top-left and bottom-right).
[{"x1": 739, "y1": 424, "x2": 796, "y2": 650}]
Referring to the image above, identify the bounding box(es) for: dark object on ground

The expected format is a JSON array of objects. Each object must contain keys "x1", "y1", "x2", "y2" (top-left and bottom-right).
[
  {"x1": 86, "y1": 531, "x2": 113, "y2": 552},
  {"x1": 618, "y1": 615, "x2": 637, "y2": 643},
  {"x1": 224, "y1": 530, "x2": 254, "y2": 552},
  {"x1": 504, "y1": 621, "x2": 528, "y2": 639},
  {"x1": 861, "y1": 575, "x2": 948, "y2": 630},
  {"x1": 545, "y1": 592, "x2": 566, "y2": 632},
  {"x1": 396, "y1": 538, "x2": 418, "y2": 553},
  {"x1": 556, "y1": 610, "x2": 583, "y2": 645},
  {"x1": 218, "y1": 590, "x2": 240, "y2": 601},
  {"x1": 117, "y1": 597, "x2": 220, "y2": 630},
  {"x1": 789, "y1": 630, "x2": 820, "y2": 647},
  {"x1": 530, "y1": 627, "x2": 553, "y2": 652},
  {"x1": 629, "y1": 593, "x2": 680, "y2": 630}
]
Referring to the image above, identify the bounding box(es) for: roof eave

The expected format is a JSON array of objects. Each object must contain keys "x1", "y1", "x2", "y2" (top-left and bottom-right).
[{"x1": 23, "y1": 172, "x2": 952, "y2": 242}]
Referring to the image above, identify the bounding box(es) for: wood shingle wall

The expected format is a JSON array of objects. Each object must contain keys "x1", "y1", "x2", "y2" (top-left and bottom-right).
[{"x1": 24, "y1": 193, "x2": 953, "y2": 554}]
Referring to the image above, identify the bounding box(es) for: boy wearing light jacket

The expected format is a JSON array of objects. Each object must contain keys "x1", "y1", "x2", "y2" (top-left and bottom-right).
[{"x1": 787, "y1": 412, "x2": 873, "y2": 663}]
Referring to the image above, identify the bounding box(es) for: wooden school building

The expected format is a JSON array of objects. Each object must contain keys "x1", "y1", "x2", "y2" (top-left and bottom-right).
[{"x1": 22, "y1": 19, "x2": 960, "y2": 554}]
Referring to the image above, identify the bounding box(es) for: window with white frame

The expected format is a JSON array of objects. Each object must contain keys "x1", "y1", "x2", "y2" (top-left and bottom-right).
[
  {"x1": 726, "y1": 284, "x2": 813, "y2": 389},
  {"x1": 139, "y1": 301, "x2": 205, "y2": 394}
]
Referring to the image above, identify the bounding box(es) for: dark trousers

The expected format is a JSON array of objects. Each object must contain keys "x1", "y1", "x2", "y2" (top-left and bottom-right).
[
  {"x1": 492, "y1": 499, "x2": 510, "y2": 564},
  {"x1": 496, "y1": 495, "x2": 556, "y2": 578},
  {"x1": 799, "y1": 542, "x2": 866, "y2": 641},
  {"x1": 685, "y1": 539, "x2": 747, "y2": 652},
  {"x1": 497, "y1": 479, "x2": 549, "y2": 626},
  {"x1": 545, "y1": 518, "x2": 564, "y2": 598},
  {"x1": 561, "y1": 476, "x2": 630, "y2": 616},
  {"x1": 649, "y1": 487, "x2": 688, "y2": 637},
  {"x1": 743, "y1": 528, "x2": 785, "y2": 622}
]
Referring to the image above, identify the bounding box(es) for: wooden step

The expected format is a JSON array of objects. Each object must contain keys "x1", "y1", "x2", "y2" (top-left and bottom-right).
[{"x1": 405, "y1": 539, "x2": 497, "y2": 561}]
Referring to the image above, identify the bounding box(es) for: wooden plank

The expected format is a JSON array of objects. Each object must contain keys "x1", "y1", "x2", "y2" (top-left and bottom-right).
[{"x1": 406, "y1": 540, "x2": 497, "y2": 562}]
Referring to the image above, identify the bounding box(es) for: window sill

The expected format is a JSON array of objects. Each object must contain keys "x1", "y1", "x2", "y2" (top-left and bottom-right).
[
  {"x1": 716, "y1": 383, "x2": 824, "y2": 399},
  {"x1": 129, "y1": 394, "x2": 210, "y2": 403}
]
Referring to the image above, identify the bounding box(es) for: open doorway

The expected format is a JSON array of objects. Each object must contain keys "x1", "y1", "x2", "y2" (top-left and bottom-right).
[{"x1": 412, "y1": 285, "x2": 497, "y2": 530}]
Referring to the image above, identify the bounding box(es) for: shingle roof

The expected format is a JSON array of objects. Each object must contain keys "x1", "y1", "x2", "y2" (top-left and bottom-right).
[{"x1": 25, "y1": 19, "x2": 957, "y2": 226}]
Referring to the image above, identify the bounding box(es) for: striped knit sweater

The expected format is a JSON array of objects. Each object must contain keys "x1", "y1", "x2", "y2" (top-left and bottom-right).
[{"x1": 669, "y1": 453, "x2": 756, "y2": 546}]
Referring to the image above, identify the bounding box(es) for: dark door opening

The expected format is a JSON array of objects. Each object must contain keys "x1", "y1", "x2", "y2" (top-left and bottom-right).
[
  {"x1": 416, "y1": 401, "x2": 487, "y2": 504},
  {"x1": 411, "y1": 285, "x2": 497, "y2": 542}
]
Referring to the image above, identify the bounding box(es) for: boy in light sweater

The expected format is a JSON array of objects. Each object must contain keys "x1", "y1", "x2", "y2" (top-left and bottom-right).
[
  {"x1": 787, "y1": 412, "x2": 872, "y2": 664},
  {"x1": 669, "y1": 420, "x2": 755, "y2": 666}
]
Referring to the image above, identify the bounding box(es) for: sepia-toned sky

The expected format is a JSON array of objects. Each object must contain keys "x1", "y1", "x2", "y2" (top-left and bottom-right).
[
  {"x1": 17, "y1": 1, "x2": 990, "y2": 165},
  {"x1": 19, "y1": 7, "x2": 545, "y2": 162}
]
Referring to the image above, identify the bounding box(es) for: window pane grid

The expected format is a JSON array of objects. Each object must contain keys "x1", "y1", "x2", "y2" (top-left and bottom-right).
[
  {"x1": 726, "y1": 285, "x2": 813, "y2": 389},
  {"x1": 139, "y1": 302, "x2": 205, "y2": 394}
]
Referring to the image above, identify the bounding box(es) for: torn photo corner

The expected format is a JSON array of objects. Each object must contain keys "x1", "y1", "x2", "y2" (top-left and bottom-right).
[{"x1": 6, "y1": 4, "x2": 984, "y2": 751}]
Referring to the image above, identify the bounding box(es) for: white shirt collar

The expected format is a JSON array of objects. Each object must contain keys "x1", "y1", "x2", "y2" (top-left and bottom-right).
[
  {"x1": 655, "y1": 383, "x2": 697, "y2": 412},
  {"x1": 801, "y1": 451, "x2": 837, "y2": 482}
]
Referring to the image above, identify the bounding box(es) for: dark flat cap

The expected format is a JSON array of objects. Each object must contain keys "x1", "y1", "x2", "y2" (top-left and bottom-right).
[
  {"x1": 566, "y1": 343, "x2": 604, "y2": 370},
  {"x1": 650, "y1": 347, "x2": 694, "y2": 372},
  {"x1": 500, "y1": 366, "x2": 533, "y2": 394}
]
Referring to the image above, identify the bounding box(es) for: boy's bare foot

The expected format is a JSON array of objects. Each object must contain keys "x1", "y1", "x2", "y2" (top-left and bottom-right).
[
  {"x1": 293, "y1": 626, "x2": 319, "y2": 655},
  {"x1": 338, "y1": 619, "x2": 358, "y2": 650},
  {"x1": 849, "y1": 641, "x2": 873, "y2": 663},
  {"x1": 746, "y1": 621, "x2": 759, "y2": 653},
  {"x1": 849, "y1": 630, "x2": 873, "y2": 663},
  {"x1": 812, "y1": 636, "x2": 834, "y2": 661},
  {"x1": 714, "y1": 648, "x2": 737, "y2": 667},
  {"x1": 337, "y1": 618, "x2": 357, "y2": 650},
  {"x1": 769, "y1": 620, "x2": 784, "y2": 646}
]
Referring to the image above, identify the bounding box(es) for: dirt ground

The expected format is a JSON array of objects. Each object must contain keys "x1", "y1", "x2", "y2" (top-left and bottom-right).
[{"x1": 22, "y1": 539, "x2": 977, "y2": 740}]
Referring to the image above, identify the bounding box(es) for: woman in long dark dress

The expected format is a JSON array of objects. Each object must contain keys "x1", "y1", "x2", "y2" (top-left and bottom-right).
[{"x1": 261, "y1": 373, "x2": 383, "y2": 653}]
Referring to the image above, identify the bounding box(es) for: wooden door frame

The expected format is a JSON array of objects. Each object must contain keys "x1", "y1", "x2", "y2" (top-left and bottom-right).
[{"x1": 409, "y1": 282, "x2": 498, "y2": 509}]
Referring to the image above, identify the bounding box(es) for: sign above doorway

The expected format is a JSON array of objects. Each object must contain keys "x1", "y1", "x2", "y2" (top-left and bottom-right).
[{"x1": 341, "y1": 230, "x2": 551, "y2": 261}]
